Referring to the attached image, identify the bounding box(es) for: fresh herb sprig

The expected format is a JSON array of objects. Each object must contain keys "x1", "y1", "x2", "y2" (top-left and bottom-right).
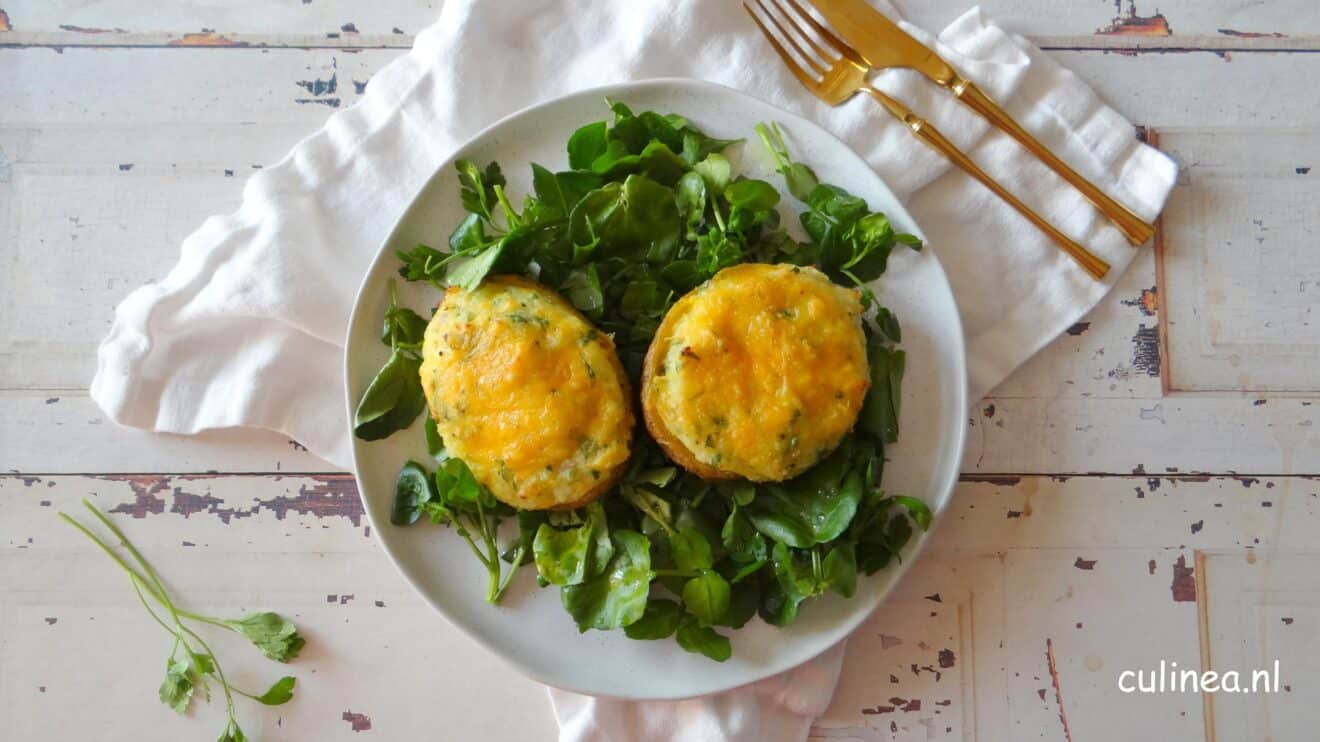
[
  {"x1": 60, "y1": 500, "x2": 302, "y2": 741},
  {"x1": 361, "y1": 101, "x2": 930, "y2": 661}
]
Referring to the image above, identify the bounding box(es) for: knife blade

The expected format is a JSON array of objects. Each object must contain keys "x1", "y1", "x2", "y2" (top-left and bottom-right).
[{"x1": 806, "y1": 0, "x2": 956, "y2": 85}]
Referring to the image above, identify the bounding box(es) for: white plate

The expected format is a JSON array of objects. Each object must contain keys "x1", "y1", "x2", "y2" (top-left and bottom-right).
[{"x1": 345, "y1": 78, "x2": 967, "y2": 700}]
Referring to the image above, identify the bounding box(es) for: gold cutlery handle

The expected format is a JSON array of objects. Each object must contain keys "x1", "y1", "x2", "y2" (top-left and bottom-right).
[
  {"x1": 864, "y1": 87, "x2": 1110, "y2": 280},
  {"x1": 952, "y1": 79, "x2": 1155, "y2": 247}
]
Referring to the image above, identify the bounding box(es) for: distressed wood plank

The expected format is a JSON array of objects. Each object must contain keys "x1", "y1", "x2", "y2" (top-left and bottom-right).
[
  {"x1": 8, "y1": 474, "x2": 1317, "y2": 739},
  {"x1": 2, "y1": 47, "x2": 1319, "y2": 475},
  {"x1": 0, "y1": 0, "x2": 1315, "y2": 48}
]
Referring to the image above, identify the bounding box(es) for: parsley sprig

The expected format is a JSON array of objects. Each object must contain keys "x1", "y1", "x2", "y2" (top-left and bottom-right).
[{"x1": 61, "y1": 500, "x2": 302, "y2": 741}]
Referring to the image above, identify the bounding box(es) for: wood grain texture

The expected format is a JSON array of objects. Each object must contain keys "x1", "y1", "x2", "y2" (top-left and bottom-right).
[{"x1": 3, "y1": 0, "x2": 1318, "y2": 739}]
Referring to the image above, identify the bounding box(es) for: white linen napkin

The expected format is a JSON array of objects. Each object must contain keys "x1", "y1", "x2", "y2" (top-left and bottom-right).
[{"x1": 89, "y1": 1, "x2": 1176, "y2": 739}]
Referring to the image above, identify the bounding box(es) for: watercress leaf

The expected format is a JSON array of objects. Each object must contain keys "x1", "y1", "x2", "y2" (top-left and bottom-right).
[
  {"x1": 770, "y1": 541, "x2": 819, "y2": 619},
  {"x1": 382, "y1": 305, "x2": 428, "y2": 351},
  {"x1": 218, "y1": 722, "x2": 249, "y2": 742},
  {"x1": 873, "y1": 306, "x2": 901, "y2": 343},
  {"x1": 719, "y1": 578, "x2": 761, "y2": 629},
  {"x1": 680, "y1": 128, "x2": 739, "y2": 166},
  {"x1": 561, "y1": 530, "x2": 654, "y2": 631},
  {"x1": 585, "y1": 501, "x2": 615, "y2": 578},
  {"x1": 561, "y1": 264, "x2": 604, "y2": 319},
  {"x1": 676, "y1": 171, "x2": 707, "y2": 241},
  {"x1": 821, "y1": 543, "x2": 858, "y2": 598},
  {"x1": 890, "y1": 495, "x2": 932, "y2": 531},
  {"x1": 696, "y1": 230, "x2": 742, "y2": 275},
  {"x1": 567, "y1": 121, "x2": 609, "y2": 170},
  {"x1": 424, "y1": 416, "x2": 445, "y2": 459},
  {"x1": 624, "y1": 599, "x2": 684, "y2": 640},
  {"x1": 693, "y1": 153, "x2": 732, "y2": 196},
  {"x1": 254, "y1": 676, "x2": 296, "y2": 706},
  {"x1": 661, "y1": 260, "x2": 705, "y2": 293},
  {"x1": 437, "y1": 457, "x2": 493, "y2": 511},
  {"x1": 391, "y1": 460, "x2": 434, "y2": 526},
  {"x1": 448, "y1": 212, "x2": 490, "y2": 255},
  {"x1": 447, "y1": 246, "x2": 500, "y2": 293},
  {"x1": 619, "y1": 281, "x2": 658, "y2": 321},
  {"x1": 670, "y1": 525, "x2": 714, "y2": 572},
  {"x1": 637, "y1": 110, "x2": 685, "y2": 152},
  {"x1": 636, "y1": 467, "x2": 677, "y2": 488},
  {"x1": 531, "y1": 163, "x2": 568, "y2": 218},
  {"x1": 568, "y1": 176, "x2": 681, "y2": 264},
  {"x1": 744, "y1": 489, "x2": 814, "y2": 549},
  {"x1": 783, "y1": 162, "x2": 820, "y2": 202},
  {"x1": 721, "y1": 509, "x2": 767, "y2": 564},
  {"x1": 683, "y1": 570, "x2": 731, "y2": 625},
  {"x1": 533, "y1": 522, "x2": 592, "y2": 586},
  {"x1": 158, "y1": 658, "x2": 194, "y2": 714},
  {"x1": 730, "y1": 557, "x2": 768, "y2": 584},
  {"x1": 189, "y1": 651, "x2": 215, "y2": 677},
  {"x1": 758, "y1": 577, "x2": 799, "y2": 627},
  {"x1": 353, "y1": 350, "x2": 425, "y2": 441},
  {"x1": 755, "y1": 121, "x2": 819, "y2": 200},
  {"x1": 227, "y1": 612, "x2": 305, "y2": 663},
  {"x1": 859, "y1": 345, "x2": 905, "y2": 443},
  {"x1": 634, "y1": 141, "x2": 689, "y2": 186},
  {"x1": 675, "y1": 615, "x2": 732, "y2": 662},
  {"x1": 724, "y1": 179, "x2": 781, "y2": 212},
  {"x1": 895, "y1": 232, "x2": 923, "y2": 249},
  {"x1": 556, "y1": 170, "x2": 604, "y2": 212},
  {"x1": 886, "y1": 514, "x2": 913, "y2": 553},
  {"x1": 624, "y1": 486, "x2": 674, "y2": 533}
]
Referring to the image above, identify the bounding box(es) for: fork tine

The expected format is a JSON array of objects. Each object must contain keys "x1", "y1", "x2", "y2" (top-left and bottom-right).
[
  {"x1": 776, "y1": 0, "x2": 868, "y2": 67},
  {"x1": 746, "y1": 0, "x2": 826, "y2": 77},
  {"x1": 765, "y1": 0, "x2": 835, "y2": 65},
  {"x1": 743, "y1": 1, "x2": 825, "y2": 92}
]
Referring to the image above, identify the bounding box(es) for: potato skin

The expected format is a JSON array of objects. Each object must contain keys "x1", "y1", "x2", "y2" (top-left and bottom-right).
[
  {"x1": 641, "y1": 264, "x2": 870, "y2": 482},
  {"x1": 420, "y1": 275, "x2": 633, "y2": 510}
]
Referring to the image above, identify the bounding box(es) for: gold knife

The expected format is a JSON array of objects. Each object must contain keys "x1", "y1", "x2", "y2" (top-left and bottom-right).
[{"x1": 807, "y1": 0, "x2": 1156, "y2": 246}]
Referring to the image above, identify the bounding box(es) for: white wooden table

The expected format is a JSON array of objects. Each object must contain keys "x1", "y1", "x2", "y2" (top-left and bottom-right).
[{"x1": 3, "y1": 1, "x2": 1318, "y2": 739}]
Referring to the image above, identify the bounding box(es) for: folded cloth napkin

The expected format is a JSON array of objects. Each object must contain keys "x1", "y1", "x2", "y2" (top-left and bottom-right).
[{"x1": 90, "y1": 1, "x2": 1176, "y2": 739}]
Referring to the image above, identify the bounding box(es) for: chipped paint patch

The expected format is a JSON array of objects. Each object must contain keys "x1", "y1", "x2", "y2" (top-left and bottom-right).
[
  {"x1": 1066, "y1": 321, "x2": 1091, "y2": 336},
  {"x1": 1299, "y1": 167, "x2": 1312, "y2": 175},
  {"x1": 342, "y1": 710, "x2": 372, "y2": 732},
  {"x1": 341, "y1": 23, "x2": 359, "y2": 33},
  {"x1": 1218, "y1": 28, "x2": 1286, "y2": 38},
  {"x1": 961, "y1": 474, "x2": 1021, "y2": 486},
  {"x1": 938, "y1": 648, "x2": 955, "y2": 668},
  {"x1": 1121, "y1": 286, "x2": 1158, "y2": 316},
  {"x1": 1148, "y1": 559, "x2": 1157, "y2": 575},
  {"x1": 1131, "y1": 325, "x2": 1161, "y2": 376},
  {"x1": 1190, "y1": 520, "x2": 1203, "y2": 534},
  {"x1": 1096, "y1": 1, "x2": 1172, "y2": 36},
  {"x1": 58, "y1": 24, "x2": 125, "y2": 33},
  {"x1": 1171, "y1": 555, "x2": 1196, "y2": 601},
  {"x1": 295, "y1": 72, "x2": 341, "y2": 108},
  {"x1": 1074, "y1": 557, "x2": 1097, "y2": 570},
  {"x1": 99, "y1": 474, "x2": 364, "y2": 525},
  {"x1": 168, "y1": 31, "x2": 248, "y2": 47}
]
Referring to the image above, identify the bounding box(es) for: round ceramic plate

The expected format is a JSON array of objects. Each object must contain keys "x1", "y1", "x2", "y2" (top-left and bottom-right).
[{"x1": 345, "y1": 78, "x2": 967, "y2": 700}]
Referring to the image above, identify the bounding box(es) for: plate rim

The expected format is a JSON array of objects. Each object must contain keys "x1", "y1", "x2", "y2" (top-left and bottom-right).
[{"x1": 343, "y1": 76, "x2": 968, "y2": 700}]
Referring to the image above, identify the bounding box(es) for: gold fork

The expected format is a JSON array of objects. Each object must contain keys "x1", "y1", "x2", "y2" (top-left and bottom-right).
[{"x1": 744, "y1": 0, "x2": 1110, "y2": 280}]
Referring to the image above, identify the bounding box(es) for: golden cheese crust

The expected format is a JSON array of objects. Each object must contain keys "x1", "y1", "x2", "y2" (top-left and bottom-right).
[
  {"x1": 642, "y1": 264, "x2": 869, "y2": 482},
  {"x1": 420, "y1": 275, "x2": 633, "y2": 510}
]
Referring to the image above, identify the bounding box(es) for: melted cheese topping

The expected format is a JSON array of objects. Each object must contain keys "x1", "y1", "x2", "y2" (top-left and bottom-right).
[
  {"x1": 420, "y1": 276, "x2": 633, "y2": 509},
  {"x1": 650, "y1": 264, "x2": 868, "y2": 481}
]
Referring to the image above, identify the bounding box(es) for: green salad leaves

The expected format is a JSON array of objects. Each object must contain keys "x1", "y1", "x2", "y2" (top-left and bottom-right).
[{"x1": 358, "y1": 101, "x2": 931, "y2": 661}]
